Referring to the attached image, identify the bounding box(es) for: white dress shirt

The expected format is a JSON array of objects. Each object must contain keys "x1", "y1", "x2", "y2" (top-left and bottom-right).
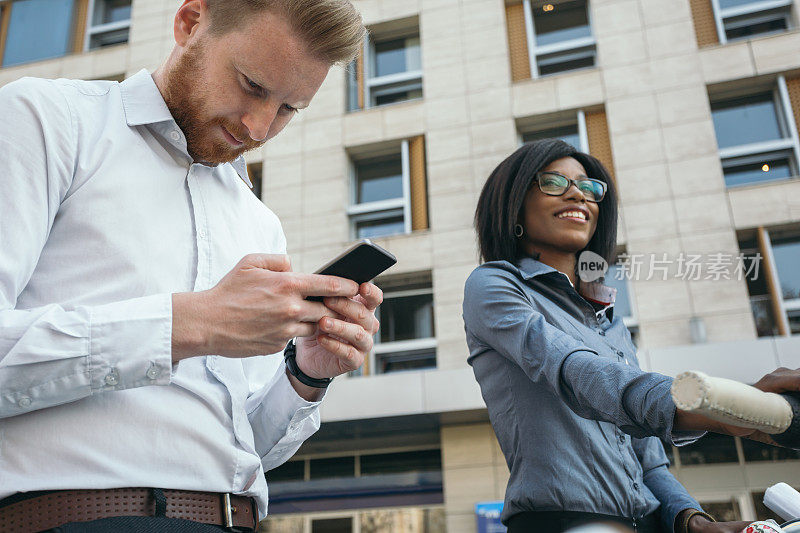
[{"x1": 0, "y1": 69, "x2": 321, "y2": 518}]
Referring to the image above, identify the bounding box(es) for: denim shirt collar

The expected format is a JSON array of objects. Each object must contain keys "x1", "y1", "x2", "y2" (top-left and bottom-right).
[{"x1": 119, "y1": 69, "x2": 251, "y2": 188}]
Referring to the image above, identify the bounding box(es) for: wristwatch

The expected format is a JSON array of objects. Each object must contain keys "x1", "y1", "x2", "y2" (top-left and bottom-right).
[{"x1": 283, "y1": 339, "x2": 333, "y2": 389}]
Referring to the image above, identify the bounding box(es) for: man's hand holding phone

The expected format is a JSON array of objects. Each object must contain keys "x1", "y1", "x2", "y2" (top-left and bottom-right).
[
  {"x1": 171, "y1": 242, "x2": 391, "y2": 400},
  {"x1": 171, "y1": 253, "x2": 362, "y2": 359}
]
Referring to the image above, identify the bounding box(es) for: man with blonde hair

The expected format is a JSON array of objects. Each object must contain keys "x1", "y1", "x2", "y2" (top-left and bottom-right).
[{"x1": 0, "y1": 1, "x2": 374, "y2": 531}]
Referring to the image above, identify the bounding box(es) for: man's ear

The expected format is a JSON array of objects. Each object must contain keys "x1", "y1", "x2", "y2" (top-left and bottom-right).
[{"x1": 173, "y1": 0, "x2": 206, "y2": 47}]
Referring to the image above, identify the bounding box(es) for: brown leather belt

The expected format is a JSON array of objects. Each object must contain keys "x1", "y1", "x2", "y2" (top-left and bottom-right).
[{"x1": 0, "y1": 488, "x2": 258, "y2": 533}]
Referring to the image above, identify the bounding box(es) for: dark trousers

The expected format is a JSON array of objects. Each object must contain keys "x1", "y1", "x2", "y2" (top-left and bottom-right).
[{"x1": 507, "y1": 510, "x2": 660, "y2": 533}]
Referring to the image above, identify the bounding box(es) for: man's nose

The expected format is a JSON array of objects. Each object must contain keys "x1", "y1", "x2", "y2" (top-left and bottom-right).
[{"x1": 241, "y1": 101, "x2": 280, "y2": 142}]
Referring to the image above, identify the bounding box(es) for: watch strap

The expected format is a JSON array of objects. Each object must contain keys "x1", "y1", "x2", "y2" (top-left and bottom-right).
[{"x1": 284, "y1": 339, "x2": 333, "y2": 389}]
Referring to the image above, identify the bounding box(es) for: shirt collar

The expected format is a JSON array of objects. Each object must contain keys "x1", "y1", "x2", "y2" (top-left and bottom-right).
[
  {"x1": 119, "y1": 69, "x2": 252, "y2": 188},
  {"x1": 119, "y1": 69, "x2": 174, "y2": 127},
  {"x1": 516, "y1": 256, "x2": 617, "y2": 306}
]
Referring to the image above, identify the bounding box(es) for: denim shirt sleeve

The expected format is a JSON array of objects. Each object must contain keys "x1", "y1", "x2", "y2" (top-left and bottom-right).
[
  {"x1": 463, "y1": 264, "x2": 686, "y2": 442},
  {"x1": 632, "y1": 436, "x2": 703, "y2": 532}
]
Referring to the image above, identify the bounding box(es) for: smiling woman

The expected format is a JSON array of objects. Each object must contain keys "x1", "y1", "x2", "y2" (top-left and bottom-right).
[
  {"x1": 463, "y1": 140, "x2": 741, "y2": 533},
  {"x1": 474, "y1": 139, "x2": 618, "y2": 276}
]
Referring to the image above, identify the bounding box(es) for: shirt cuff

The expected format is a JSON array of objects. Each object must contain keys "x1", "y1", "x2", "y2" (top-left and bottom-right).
[
  {"x1": 659, "y1": 379, "x2": 707, "y2": 446},
  {"x1": 88, "y1": 293, "x2": 172, "y2": 391},
  {"x1": 277, "y1": 361, "x2": 326, "y2": 412}
]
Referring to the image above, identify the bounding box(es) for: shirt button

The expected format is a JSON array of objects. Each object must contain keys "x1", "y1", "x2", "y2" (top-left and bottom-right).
[
  {"x1": 619, "y1": 434, "x2": 626, "y2": 444},
  {"x1": 598, "y1": 330, "x2": 606, "y2": 336},
  {"x1": 18, "y1": 396, "x2": 31, "y2": 408},
  {"x1": 197, "y1": 229, "x2": 206, "y2": 239},
  {"x1": 616, "y1": 350, "x2": 624, "y2": 357},
  {"x1": 104, "y1": 371, "x2": 119, "y2": 386},
  {"x1": 170, "y1": 130, "x2": 181, "y2": 141},
  {"x1": 632, "y1": 482, "x2": 640, "y2": 491},
  {"x1": 146, "y1": 365, "x2": 160, "y2": 380}
]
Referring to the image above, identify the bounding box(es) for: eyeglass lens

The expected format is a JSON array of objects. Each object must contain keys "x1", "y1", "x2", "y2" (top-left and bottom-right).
[{"x1": 538, "y1": 172, "x2": 605, "y2": 202}]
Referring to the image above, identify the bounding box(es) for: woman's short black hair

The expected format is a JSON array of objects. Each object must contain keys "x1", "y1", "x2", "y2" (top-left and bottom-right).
[{"x1": 474, "y1": 138, "x2": 618, "y2": 265}]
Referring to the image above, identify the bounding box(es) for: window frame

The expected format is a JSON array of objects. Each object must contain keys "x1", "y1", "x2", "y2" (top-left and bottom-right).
[
  {"x1": 709, "y1": 0, "x2": 793, "y2": 44},
  {"x1": 521, "y1": 0, "x2": 597, "y2": 79},
  {"x1": 347, "y1": 140, "x2": 413, "y2": 240},
  {"x1": 713, "y1": 75, "x2": 800, "y2": 188},
  {"x1": 518, "y1": 109, "x2": 590, "y2": 151},
  {"x1": 605, "y1": 262, "x2": 640, "y2": 339},
  {"x1": 272, "y1": 445, "x2": 443, "y2": 483},
  {"x1": 370, "y1": 285, "x2": 437, "y2": 375},
  {"x1": 739, "y1": 226, "x2": 800, "y2": 337},
  {"x1": 84, "y1": 0, "x2": 132, "y2": 51},
  {"x1": 362, "y1": 31, "x2": 423, "y2": 110}
]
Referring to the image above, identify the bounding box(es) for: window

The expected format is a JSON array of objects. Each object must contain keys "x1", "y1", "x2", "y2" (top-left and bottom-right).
[
  {"x1": 739, "y1": 238, "x2": 780, "y2": 337},
  {"x1": 0, "y1": 0, "x2": 130, "y2": 68},
  {"x1": 264, "y1": 448, "x2": 445, "y2": 519},
  {"x1": 351, "y1": 153, "x2": 405, "y2": 239},
  {"x1": 247, "y1": 161, "x2": 263, "y2": 200},
  {"x1": 268, "y1": 460, "x2": 305, "y2": 483},
  {"x1": 348, "y1": 137, "x2": 428, "y2": 240},
  {"x1": 371, "y1": 275, "x2": 436, "y2": 374},
  {"x1": 604, "y1": 262, "x2": 640, "y2": 347},
  {"x1": 742, "y1": 438, "x2": 800, "y2": 461},
  {"x1": 710, "y1": 76, "x2": 800, "y2": 187},
  {"x1": 677, "y1": 433, "x2": 739, "y2": 465},
  {"x1": 269, "y1": 448, "x2": 442, "y2": 483},
  {"x1": 309, "y1": 456, "x2": 356, "y2": 480},
  {"x1": 505, "y1": 0, "x2": 596, "y2": 81},
  {"x1": 697, "y1": 499, "x2": 743, "y2": 522},
  {"x1": 348, "y1": 20, "x2": 422, "y2": 111},
  {"x1": 86, "y1": 0, "x2": 131, "y2": 50},
  {"x1": 772, "y1": 234, "x2": 800, "y2": 335},
  {"x1": 359, "y1": 449, "x2": 441, "y2": 476},
  {"x1": 520, "y1": 111, "x2": 588, "y2": 150},
  {"x1": 0, "y1": 0, "x2": 77, "y2": 67},
  {"x1": 711, "y1": 0, "x2": 793, "y2": 43},
  {"x1": 739, "y1": 228, "x2": 800, "y2": 336},
  {"x1": 311, "y1": 517, "x2": 353, "y2": 533},
  {"x1": 517, "y1": 108, "x2": 618, "y2": 180}
]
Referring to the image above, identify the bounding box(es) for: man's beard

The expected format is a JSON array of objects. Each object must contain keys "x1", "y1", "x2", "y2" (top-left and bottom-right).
[{"x1": 161, "y1": 40, "x2": 264, "y2": 164}]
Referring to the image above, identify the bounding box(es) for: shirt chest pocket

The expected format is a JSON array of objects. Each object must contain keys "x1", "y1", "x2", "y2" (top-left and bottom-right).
[{"x1": 558, "y1": 320, "x2": 628, "y2": 364}]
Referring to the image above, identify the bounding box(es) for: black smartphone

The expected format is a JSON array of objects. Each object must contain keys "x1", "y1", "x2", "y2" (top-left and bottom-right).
[{"x1": 306, "y1": 239, "x2": 397, "y2": 302}]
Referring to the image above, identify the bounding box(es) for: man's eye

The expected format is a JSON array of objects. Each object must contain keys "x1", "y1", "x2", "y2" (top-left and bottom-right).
[
  {"x1": 246, "y1": 78, "x2": 260, "y2": 91},
  {"x1": 282, "y1": 104, "x2": 298, "y2": 114}
]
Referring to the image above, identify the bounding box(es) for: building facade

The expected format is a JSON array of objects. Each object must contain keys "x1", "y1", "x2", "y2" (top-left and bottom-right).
[{"x1": 2, "y1": 0, "x2": 800, "y2": 531}]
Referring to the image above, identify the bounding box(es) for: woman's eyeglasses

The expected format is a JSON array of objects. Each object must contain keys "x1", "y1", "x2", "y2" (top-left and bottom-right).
[{"x1": 534, "y1": 171, "x2": 607, "y2": 203}]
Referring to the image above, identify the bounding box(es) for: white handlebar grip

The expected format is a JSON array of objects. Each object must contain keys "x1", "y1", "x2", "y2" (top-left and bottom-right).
[{"x1": 671, "y1": 371, "x2": 793, "y2": 434}]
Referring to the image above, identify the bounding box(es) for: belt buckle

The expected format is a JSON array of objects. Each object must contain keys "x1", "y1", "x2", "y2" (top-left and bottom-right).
[
  {"x1": 222, "y1": 493, "x2": 234, "y2": 529},
  {"x1": 222, "y1": 493, "x2": 256, "y2": 532}
]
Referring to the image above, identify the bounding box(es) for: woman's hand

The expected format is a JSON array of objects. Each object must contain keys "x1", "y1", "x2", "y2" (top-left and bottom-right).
[
  {"x1": 753, "y1": 367, "x2": 800, "y2": 395},
  {"x1": 680, "y1": 511, "x2": 751, "y2": 533}
]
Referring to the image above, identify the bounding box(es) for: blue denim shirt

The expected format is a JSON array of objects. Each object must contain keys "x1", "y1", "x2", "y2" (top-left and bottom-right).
[{"x1": 463, "y1": 258, "x2": 704, "y2": 531}]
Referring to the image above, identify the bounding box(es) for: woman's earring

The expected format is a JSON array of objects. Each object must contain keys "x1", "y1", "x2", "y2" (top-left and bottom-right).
[{"x1": 514, "y1": 224, "x2": 524, "y2": 238}]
